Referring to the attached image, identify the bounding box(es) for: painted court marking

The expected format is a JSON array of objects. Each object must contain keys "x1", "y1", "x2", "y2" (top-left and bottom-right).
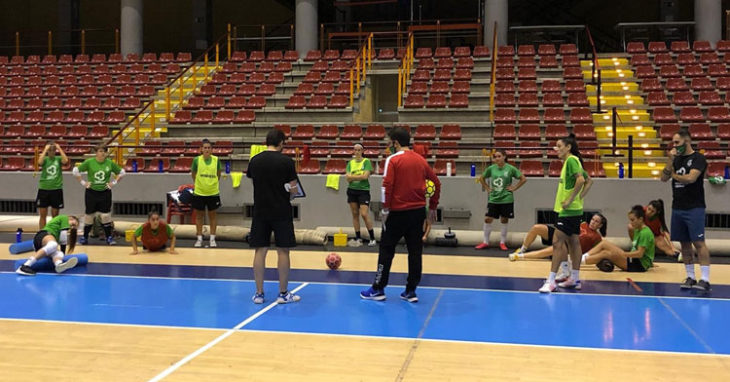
[
  {"x1": 396, "y1": 289, "x2": 444, "y2": 382},
  {"x1": 147, "y1": 282, "x2": 309, "y2": 382}
]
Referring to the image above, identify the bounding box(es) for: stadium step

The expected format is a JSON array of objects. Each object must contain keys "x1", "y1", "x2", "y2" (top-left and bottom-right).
[{"x1": 588, "y1": 95, "x2": 644, "y2": 107}]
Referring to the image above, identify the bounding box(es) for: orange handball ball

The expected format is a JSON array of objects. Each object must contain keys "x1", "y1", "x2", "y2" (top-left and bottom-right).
[{"x1": 326, "y1": 252, "x2": 342, "y2": 270}]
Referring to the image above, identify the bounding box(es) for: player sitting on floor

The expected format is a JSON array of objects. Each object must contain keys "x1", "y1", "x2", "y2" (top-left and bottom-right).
[
  {"x1": 581, "y1": 205, "x2": 655, "y2": 272},
  {"x1": 131, "y1": 210, "x2": 177, "y2": 255},
  {"x1": 510, "y1": 213, "x2": 607, "y2": 262},
  {"x1": 16, "y1": 215, "x2": 79, "y2": 276}
]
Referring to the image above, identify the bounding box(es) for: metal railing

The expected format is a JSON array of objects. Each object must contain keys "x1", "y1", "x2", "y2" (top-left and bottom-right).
[
  {"x1": 396, "y1": 33, "x2": 415, "y2": 108},
  {"x1": 2, "y1": 28, "x2": 119, "y2": 56},
  {"x1": 615, "y1": 21, "x2": 695, "y2": 51}
]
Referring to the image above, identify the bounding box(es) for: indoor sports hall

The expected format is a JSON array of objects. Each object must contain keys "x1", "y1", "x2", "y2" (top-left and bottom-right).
[{"x1": 1, "y1": 1, "x2": 729, "y2": 381}]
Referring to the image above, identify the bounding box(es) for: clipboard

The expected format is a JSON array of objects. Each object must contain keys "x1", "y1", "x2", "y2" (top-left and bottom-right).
[{"x1": 286, "y1": 177, "x2": 306, "y2": 199}]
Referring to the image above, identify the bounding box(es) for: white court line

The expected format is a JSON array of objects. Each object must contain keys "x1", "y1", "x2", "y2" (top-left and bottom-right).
[
  {"x1": 2, "y1": 270, "x2": 729, "y2": 302},
  {"x1": 658, "y1": 297, "x2": 716, "y2": 354},
  {"x1": 147, "y1": 282, "x2": 309, "y2": 382}
]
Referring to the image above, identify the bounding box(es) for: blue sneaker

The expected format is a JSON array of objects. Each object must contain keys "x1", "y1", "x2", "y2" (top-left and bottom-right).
[
  {"x1": 360, "y1": 287, "x2": 386, "y2": 301},
  {"x1": 277, "y1": 291, "x2": 301, "y2": 304},
  {"x1": 106, "y1": 236, "x2": 117, "y2": 246},
  {"x1": 400, "y1": 290, "x2": 418, "y2": 303},
  {"x1": 252, "y1": 292, "x2": 264, "y2": 304},
  {"x1": 78, "y1": 237, "x2": 88, "y2": 245}
]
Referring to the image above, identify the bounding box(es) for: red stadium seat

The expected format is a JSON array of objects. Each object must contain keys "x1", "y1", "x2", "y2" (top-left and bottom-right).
[
  {"x1": 518, "y1": 108, "x2": 540, "y2": 123},
  {"x1": 213, "y1": 110, "x2": 234, "y2": 124},
  {"x1": 377, "y1": 48, "x2": 395, "y2": 60},
  {"x1": 648, "y1": 91, "x2": 670, "y2": 106},
  {"x1": 559, "y1": 44, "x2": 578, "y2": 55},
  {"x1": 518, "y1": 124, "x2": 541, "y2": 140},
  {"x1": 648, "y1": 41, "x2": 668, "y2": 53},
  {"x1": 569, "y1": 108, "x2": 592, "y2": 124},
  {"x1": 573, "y1": 124, "x2": 597, "y2": 140},
  {"x1": 659, "y1": 124, "x2": 680, "y2": 140},
  {"x1": 708, "y1": 106, "x2": 730, "y2": 122},
  {"x1": 286, "y1": 95, "x2": 307, "y2": 109},
  {"x1": 677, "y1": 53, "x2": 696, "y2": 65},
  {"x1": 143, "y1": 158, "x2": 171, "y2": 173},
  {"x1": 440, "y1": 124, "x2": 461, "y2": 140},
  {"x1": 693, "y1": 41, "x2": 712, "y2": 52},
  {"x1": 665, "y1": 78, "x2": 688, "y2": 91},
  {"x1": 493, "y1": 125, "x2": 517, "y2": 140},
  {"x1": 659, "y1": 64, "x2": 681, "y2": 78},
  {"x1": 292, "y1": 125, "x2": 315, "y2": 140},
  {"x1": 234, "y1": 110, "x2": 255, "y2": 123},
  {"x1": 323, "y1": 159, "x2": 347, "y2": 174},
  {"x1": 415, "y1": 47, "x2": 433, "y2": 58},
  {"x1": 583, "y1": 161, "x2": 606, "y2": 178},
  {"x1": 699, "y1": 91, "x2": 724, "y2": 106},
  {"x1": 449, "y1": 94, "x2": 469, "y2": 108},
  {"x1": 679, "y1": 106, "x2": 705, "y2": 122},
  {"x1": 697, "y1": 141, "x2": 724, "y2": 159},
  {"x1": 563, "y1": 67, "x2": 583, "y2": 79},
  {"x1": 717, "y1": 124, "x2": 730, "y2": 139},
  {"x1": 494, "y1": 109, "x2": 517, "y2": 124},
  {"x1": 426, "y1": 94, "x2": 447, "y2": 108},
  {"x1": 545, "y1": 124, "x2": 567, "y2": 139},
  {"x1": 495, "y1": 93, "x2": 516, "y2": 107},
  {"x1": 671, "y1": 41, "x2": 691, "y2": 53},
  {"x1": 689, "y1": 123, "x2": 714, "y2": 141},
  {"x1": 690, "y1": 77, "x2": 714, "y2": 91},
  {"x1": 473, "y1": 45, "x2": 490, "y2": 57},
  {"x1": 673, "y1": 91, "x2": 697, "y2": 106},
  {"x1": 567, "y1": 93, "x2": 589, "y2": 107},
  {"x1": 316, "y1": 125, "x2": 339, "y2": 140},
  {"x1": 190, "y1": 110, "x2": 214, "y2": 124},
  {"x1": 415, "y1": 125, "x2": 436, "y2": 140},
  {"x1": 707, "y1": 162, "x2": 730, "y2": 177},
  {"x1": 170, "y1": 157, "x2": 194, "y2": 173},
  {"x1": 433, "y1": 160, "x2": 456, "y2": 176},
  {"x1": 124, "y1": 158, "x2": 145, "y2": 173},
  {"x1": 435, "y1": 141, "x2": 459, "y2": 158},
  {"x1": 517, "y1": 45, "x2": 536, "y2": 56},
  {"x1": 364, "y1": 124, "x2": 386, "y2": 140},
  {"x1": 519, "y1": 160, "x2": 544, "y2": 177},
  {"x1": 404, "y1": 95, "x2": 425, "y2": 108},
  {"x1": 539, "y1": 55, "x2": 558, "y2": 69},
  {"x1": 683, "y1": 64, "x2": 705, "y2": 77},
  {"x1": 653, "y1": 53, "x2": 674, "y2": 65},
  {"x1": 543, "y1": 108, "x2": 566, "y2": 122},
  {"x1": 630, "y1": 54, "x2": 651, "y2": 66}
]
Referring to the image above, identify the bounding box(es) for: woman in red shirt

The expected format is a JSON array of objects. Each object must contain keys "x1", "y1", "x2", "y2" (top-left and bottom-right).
[
  {"x1": 633, "y1": 199, "x2": 679, "y2": 258},
  {"x1": 509, "y1": 213, "x2": 606, "y2": 261}
]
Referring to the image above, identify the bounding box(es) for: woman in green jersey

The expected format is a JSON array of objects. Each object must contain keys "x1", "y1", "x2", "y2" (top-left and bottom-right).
[
  {"x1": 73, "y1": 145, "x2": 125, "y2": 246},
  {"x1": 36, "y1": 141, "x2": 69, "y2": 229},
  {"x1": 475, "y1": 149, "x2": 527, "y2": 251},
  {"x1": 16, "y1": 214, "x2": 79, "y2": 276},
  {"x1": 345, "y1": 143, "x2": 376, "y2": 247},
  {"x1": 582, "y1": 205, "x2": 655, "y2": 272}
]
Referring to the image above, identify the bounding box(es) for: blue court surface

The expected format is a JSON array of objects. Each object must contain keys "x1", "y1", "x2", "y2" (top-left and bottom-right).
[{"x1": 2, "y1": 270, "x2": 729, "y2": 355}]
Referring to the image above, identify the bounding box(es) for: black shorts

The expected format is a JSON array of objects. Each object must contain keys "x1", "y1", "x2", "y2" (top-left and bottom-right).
[
  {"x1": 85, "y1": 188, "x2": 112, "y2": 214},
  {"x1": 626, "y1": 258, "x2": 648, "y2": 272},
  {"x1": 542, "y1": 225, "x2": 556, "y2": 246},
  {"x1": 555, "y1": 216, "x2": 581, "y2": 236},
  {"x1": 192, "y1": 194, "x2": 221, "y2": 211},
  {"x1": 37, "y1": 189, "x2": 64, "y2": 209},
  {"x1": 486, "y1": 203, "x2": 514, "y2": 219},
  {"x1": 33, "y1": 230, "x2": 49, "y2": 251},
  {"x1": 347, "y1": 188, "x2": 371, "y2": 205},
  {"x1": 248, "y1": 217, "x2": 296, "y2": 248}
]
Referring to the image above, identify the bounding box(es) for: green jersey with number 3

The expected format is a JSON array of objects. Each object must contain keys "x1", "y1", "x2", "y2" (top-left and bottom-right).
[{"x1": 78, "y1": 158, "x2": 122, "y2": 191}]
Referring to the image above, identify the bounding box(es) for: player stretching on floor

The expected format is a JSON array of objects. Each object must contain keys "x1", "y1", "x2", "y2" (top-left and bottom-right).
[
  {"x1": 475, "y1": 149, "x2": 527, "y2": 251},
  {"x1": 582, "y1": 205, "x2": 655, "y2": 273},
  {"x1": 16, "y1": 215, "x2": 79, "y2": 276},
  {"x1": 510, "y1": 213, "x2": 605, "y2": 266}
]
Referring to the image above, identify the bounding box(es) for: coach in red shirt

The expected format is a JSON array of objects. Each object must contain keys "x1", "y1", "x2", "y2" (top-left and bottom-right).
[{"x1": 360, "y1": 127, "x2": 440, "y2": 303}]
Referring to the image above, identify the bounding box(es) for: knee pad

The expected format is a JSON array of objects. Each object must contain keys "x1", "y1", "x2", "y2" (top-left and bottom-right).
[
  {"x1": 42, "y1": 241, "x2": 58, "y2": 256},
  {"x1": 52, "y1": 250, "x2": 65, "y2": 262},
  {"x1": 84, "y1": 215, "x2": 95, "y2": 225},
  {"x1": 100, "y1": 213, "x2": 113, "y2": 224}
]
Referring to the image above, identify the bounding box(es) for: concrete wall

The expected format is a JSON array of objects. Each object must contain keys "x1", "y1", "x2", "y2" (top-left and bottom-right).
[{"x1": 1, "y1": 172, "x2": 728, "y2": 239}]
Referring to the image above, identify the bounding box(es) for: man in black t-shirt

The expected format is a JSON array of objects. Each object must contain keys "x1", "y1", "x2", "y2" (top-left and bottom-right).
[
  {"x1": 247, "y1": 129, "x2": 302, "y2": 305},
  {"x1": 661, "y1": 129, "x2": 711, "y2": 292}
]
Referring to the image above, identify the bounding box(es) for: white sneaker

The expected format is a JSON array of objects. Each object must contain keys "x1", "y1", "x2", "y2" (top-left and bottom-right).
[
  {"x1": 194, "y1": 239, "x2": 203, "y2": 248},
  {"x1": 209, "y1": 239, "x2": 217, "y2": 248},
  {"x1": 55, "y1": 257, "x2": 78, "y2": 273},
  {"x1": 508, "y1": 251, "x2": 521, "y2": 262},
  {"x1": 539, "y1": 280, "x2": 557, "y2": 293},
  {"x1": 555, "y1": 263, "x2": 571, "y2": 283},
  {"x1": 558, "y1": 277, "x2": 582, "y2": 290},
  {"x1": 367, "y1": 240, "x2": 377, "y2": 247},
  {"x1": 348, "y1": 239, "x2": 362, "y2": 247}
]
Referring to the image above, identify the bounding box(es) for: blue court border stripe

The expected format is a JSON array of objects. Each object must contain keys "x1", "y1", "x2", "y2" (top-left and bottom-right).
[{"x1": 2, "y1": 259, "x2": 728, "y2": 299}]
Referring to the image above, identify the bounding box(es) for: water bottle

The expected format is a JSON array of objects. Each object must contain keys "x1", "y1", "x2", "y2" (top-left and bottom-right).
[
  {"x1": 15, "y1": 228, "x2": 22, "y2": 243},
  {"x1": 158, "y1": 159, "x2": 163, "y2": 173},
  {"x1": 131, "y1": 160, "x2": 138, "y2": 172},
  {"x1": 225, "y1": 161, "x2": 231, "y2": 174},
  {"x1": 618, "y1": 163, "x2": 624, "y2": 179},
  {"x1": 470, "y1": 163, "x2": 476, "y2": 177},
  {"x1": 725, "y1": 165, "x2": 729, "y2": 180},
  {"x1": 446, "y1": 161, "x2": 452, "y2": 177}
]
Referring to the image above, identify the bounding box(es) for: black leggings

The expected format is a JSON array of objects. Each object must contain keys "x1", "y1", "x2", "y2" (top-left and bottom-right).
[{"x1": 372, "y1": 208, "x2": 426, "y2": 292}]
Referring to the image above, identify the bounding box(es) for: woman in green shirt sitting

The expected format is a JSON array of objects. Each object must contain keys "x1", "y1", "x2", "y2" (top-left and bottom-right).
[{"x1": 581, "y1": 205, "x2": 655, "y2": 272}]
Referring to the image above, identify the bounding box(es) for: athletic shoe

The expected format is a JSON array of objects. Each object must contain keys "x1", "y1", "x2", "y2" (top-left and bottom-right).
[
  {"x1": 252, "y1": 293, "x2": 264, "y2": 304},
  {"x1": 680, "y1": 277, "x2": 697, "y2": 289},
  {"x1": 558, "y1": 277, "x2": 582, "y2": 290},
  {"x1": 555, "y1": 263, "x2": 571, "y2": 283},
  {"x1": 400, "y1": 290, "x2": 418, "y2": 303},
  {"x1": 508, "y1": 253, "x2": 519, "y2": 262},
  {"x1": 106, "y1": 236, "x2": 117, "y2": 246},
  {"x1": 367, "y1": 240, "x2": 377, "y2": 247},
  {"x1": 348, "y1": 239, "x2": 363, "y2": 247},
  {"x1": 209, "y1": 239, "x2": 217, "y2": 248},
  {"x1": 55, "y1": 256, "x2": 78, "y2": 273},
  {"x1": 499, "y1": 242, "x2": 508, "y2": 251},
  {"x1": 277, "y1": 291, "x2": 301, "y2": 304},
  {"x1": 677, "y1": 252, "x2": 683, "y2": 262},
  {"x1": 16, "y1": 265, "x2": 36, "y2": 276},
  {"x1": 597, "y1": 259, "x2": 615, "y2": 272},
  {"x1": 78, "y1": 237, "x2": 88, "y2": 245},
  {"x1": 693, "y1": 280, "x2": 711, "y2": 292},
  {"x1": 538, "y1": 280, "x2": 556, "y2": 293},
  {"x1": 474, "y1": 242, "x2": 489, "y2": 250},
  {"x1": 194, "y1": 238, "x2": 203, "y2": 248},
  {"x1": 360, "y1": 287, "x2": 386, "y2": 301}
]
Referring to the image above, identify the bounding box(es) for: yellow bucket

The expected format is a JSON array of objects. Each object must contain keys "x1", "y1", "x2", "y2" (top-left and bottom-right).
[
  {"x1": 125, "y1": 229, "x2": 135, "y2": 242},
  {"x1": 333, "y1": 230, "x2": 348, "y2": 247}
]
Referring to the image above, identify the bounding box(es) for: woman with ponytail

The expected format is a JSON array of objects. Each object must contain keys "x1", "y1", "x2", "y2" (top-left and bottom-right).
[
  {"x1": 539, "y1": 134, "x2": 590, "y2": 293},
  {"x1": 633, "y1": 199, "x2": 680, "y2": 259}
]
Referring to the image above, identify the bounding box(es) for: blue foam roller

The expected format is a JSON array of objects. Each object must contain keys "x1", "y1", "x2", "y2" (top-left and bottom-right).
[
  {"x1": 14, "y1": 254, "x2": 88, "y2": 272},
  {"x1": 9, "y1": 240, "x2": 35, "y2": 254}
]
